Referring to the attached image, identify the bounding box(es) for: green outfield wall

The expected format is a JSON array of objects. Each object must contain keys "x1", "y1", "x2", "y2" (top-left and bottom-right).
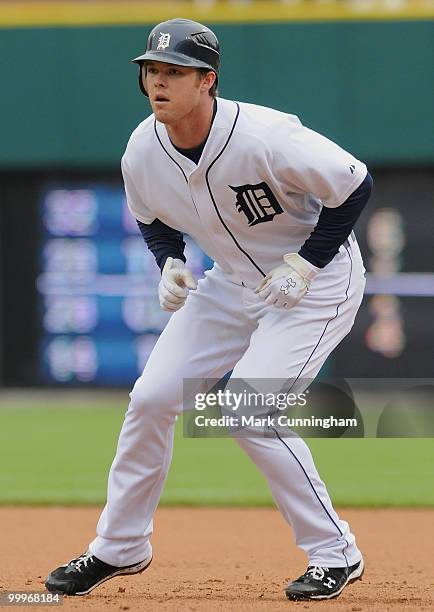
[{"x1": 2, "y1": 19, "x2": 433, "y2": 167}]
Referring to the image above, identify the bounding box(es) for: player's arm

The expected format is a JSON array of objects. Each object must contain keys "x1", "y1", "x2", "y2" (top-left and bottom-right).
[
  {"x1": 122, "y1": 154, "x2": 196, "y2": 311},
  {"x1": 298, "y1": 171, "x2": 373, "y2": 268},
  {"x1": 256, "y1": 120, "x2": 372, "y2": 309},
  {"x1": 255, "y1": 174, "x2": 372, "y2": 309},
  {"x1": 137, "y1": 218, "x2": 186, "y2": 271},
  {"x1": 137, "y1": 219, "x2": 196, "y2": 312}
]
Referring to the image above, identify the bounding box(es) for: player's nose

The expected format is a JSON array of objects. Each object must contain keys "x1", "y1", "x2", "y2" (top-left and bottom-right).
[{"x1": 154, "y1": 73, "x2": 168, "y2": 88}]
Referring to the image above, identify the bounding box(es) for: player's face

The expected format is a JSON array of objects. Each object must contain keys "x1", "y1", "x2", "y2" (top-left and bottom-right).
[{"x1": 144, "y1": 61, "x2": 212, "y2": 125}]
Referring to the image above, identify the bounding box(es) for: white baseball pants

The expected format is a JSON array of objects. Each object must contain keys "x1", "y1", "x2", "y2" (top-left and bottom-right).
[{"x1": 89, "y1": 240, "x2": 365, "y2": 569}]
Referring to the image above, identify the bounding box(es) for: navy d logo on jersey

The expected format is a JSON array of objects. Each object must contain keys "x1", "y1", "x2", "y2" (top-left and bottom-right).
[{"x1": 229, "y1": 182, "x2": 284, "y2": 227}]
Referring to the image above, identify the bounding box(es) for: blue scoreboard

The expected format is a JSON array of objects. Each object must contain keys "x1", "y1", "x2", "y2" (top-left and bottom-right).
[{"x1": 38, "y1": 184, "x2": 212, "y2": 385}]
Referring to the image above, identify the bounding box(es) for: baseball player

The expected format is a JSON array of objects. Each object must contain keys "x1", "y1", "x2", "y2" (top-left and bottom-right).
[{"x1": 46, "y1": 18, "x2": 372, "y2": 601}]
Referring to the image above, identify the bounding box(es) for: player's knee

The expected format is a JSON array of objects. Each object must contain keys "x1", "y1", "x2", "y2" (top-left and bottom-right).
[
  {"x1": 129, "y1": 376, "x2": 179, "y2": 419},
  {"x1": 129, "y1": 381, "x2": 165, "y2": 413}
]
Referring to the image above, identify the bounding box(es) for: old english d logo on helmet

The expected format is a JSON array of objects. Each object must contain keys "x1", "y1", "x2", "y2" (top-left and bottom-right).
[
  {"x1": 157, "y1": 33, "x2": 171, "y2": 50},
  {"x1": 131, "y1": 18, "x2": 220, "y2": 97}
]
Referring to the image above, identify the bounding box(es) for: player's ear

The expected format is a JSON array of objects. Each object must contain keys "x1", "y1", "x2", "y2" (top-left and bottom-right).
[{"x1": 200, "y1": 70, "x2": 216, "y2": 94}]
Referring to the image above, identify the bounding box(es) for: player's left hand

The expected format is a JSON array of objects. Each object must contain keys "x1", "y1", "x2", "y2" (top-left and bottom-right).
[{"x1": 254, "y1": 253, "x2": 320, "y2": 309}]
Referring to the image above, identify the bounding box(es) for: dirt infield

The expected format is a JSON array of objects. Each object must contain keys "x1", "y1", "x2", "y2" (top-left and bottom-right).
[{"x1": 1, "y1": 507, "x2": 432, "y2": 611}]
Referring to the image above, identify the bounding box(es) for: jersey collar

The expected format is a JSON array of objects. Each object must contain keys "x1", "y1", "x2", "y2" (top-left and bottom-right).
[{"x1": 154, "y1": 98, "x2": 240, "y2": 179}]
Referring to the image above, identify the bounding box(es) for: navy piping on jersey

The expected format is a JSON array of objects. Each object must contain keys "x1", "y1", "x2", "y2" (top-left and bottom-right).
[
  {"x1": 153, "y1": 120, "x2": 188, "y2": 184},
  {"x1": 271, "y1": 427, "x2": 344, "y2": 537},
  {"x1": 270, "y1": 426, "x2": 350, "y2": 569},
  {"x1": 205, "y1": 103, "x2": 266, "y2": 278},
  {"x1": 154, "y1": 119, "x2": 202, "y2": 217},
  {"x1": 267, "y1": 244, "x2": 354, "y2": 568},
  {"x1": 286, "y1": 242, "x2": 353, "y2": 392}
]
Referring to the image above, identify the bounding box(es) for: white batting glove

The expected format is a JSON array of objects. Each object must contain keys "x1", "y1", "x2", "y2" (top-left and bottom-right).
[
  {"x1": 158, "y1": 257, "x2": 197, "y2": 312},
  {"x1": 254, "y1": 253, "x2": 320, "y2": 309}
]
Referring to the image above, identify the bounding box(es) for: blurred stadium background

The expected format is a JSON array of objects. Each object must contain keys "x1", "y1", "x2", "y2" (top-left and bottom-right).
[{"x1": 0, "y1": 0, "x2": 433, "y2": 507}]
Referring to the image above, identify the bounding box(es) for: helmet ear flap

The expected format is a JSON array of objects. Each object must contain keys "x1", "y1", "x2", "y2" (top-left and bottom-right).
[{"x1": 138, "y1": 63, "x2": 148, "y2": 97}]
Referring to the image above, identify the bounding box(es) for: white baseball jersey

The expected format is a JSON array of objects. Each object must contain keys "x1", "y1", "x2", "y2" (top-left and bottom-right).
[
  {"x1": 122, "y1": 97, "x2": 367, "y2": 286},
  {"x1": 89, "y1": 98, "x2": 367, "y2": 572}
]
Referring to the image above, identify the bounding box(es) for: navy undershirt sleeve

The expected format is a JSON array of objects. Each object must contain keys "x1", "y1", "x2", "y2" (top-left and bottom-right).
[
  {"x1": 299, "y1": 171, "x2": 373, "y2": 268},
  {"x1": 137, "y1": 218, "x2": 186, "y2": 271}
]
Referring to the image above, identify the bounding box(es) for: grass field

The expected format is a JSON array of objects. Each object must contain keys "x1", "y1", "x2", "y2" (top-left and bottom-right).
[{"x1": 0, "y1": 393, "x2": 433, "y2": 507}]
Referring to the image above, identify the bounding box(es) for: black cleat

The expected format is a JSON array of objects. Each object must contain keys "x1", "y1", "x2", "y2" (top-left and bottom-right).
[
  {"x1": 45, "y1": 551, "x2": 152, "y2": 596},
  {"x1": 285, "y1": 557, "x2": 364, "y2": 600}
]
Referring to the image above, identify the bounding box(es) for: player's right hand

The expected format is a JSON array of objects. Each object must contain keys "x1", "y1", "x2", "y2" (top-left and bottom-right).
[{"x1": 158, "y1": 256, "x2": 197, "y2": 312}]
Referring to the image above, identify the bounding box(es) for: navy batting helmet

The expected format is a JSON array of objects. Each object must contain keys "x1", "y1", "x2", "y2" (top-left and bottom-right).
[{"x1": 132, "y1": 18, "x2": 220, "y2": 97}]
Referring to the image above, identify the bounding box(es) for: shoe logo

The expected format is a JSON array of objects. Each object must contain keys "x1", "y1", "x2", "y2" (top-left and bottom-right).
[
  {"x1": 349, "y1": 164, "x2": 356, "y2": 174},
  {"x1": 307, "y1": 566, "x2": 328, "y2": 580},
  {"x1": 323, "y1": 576, "x2": 337, "y2": 589},
  {"x1": 157, "y1": 33, "x2": 171, "y2": 50},
  {"x1": 68, "y1": 553, "x2": 95, "y2": 574}
]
